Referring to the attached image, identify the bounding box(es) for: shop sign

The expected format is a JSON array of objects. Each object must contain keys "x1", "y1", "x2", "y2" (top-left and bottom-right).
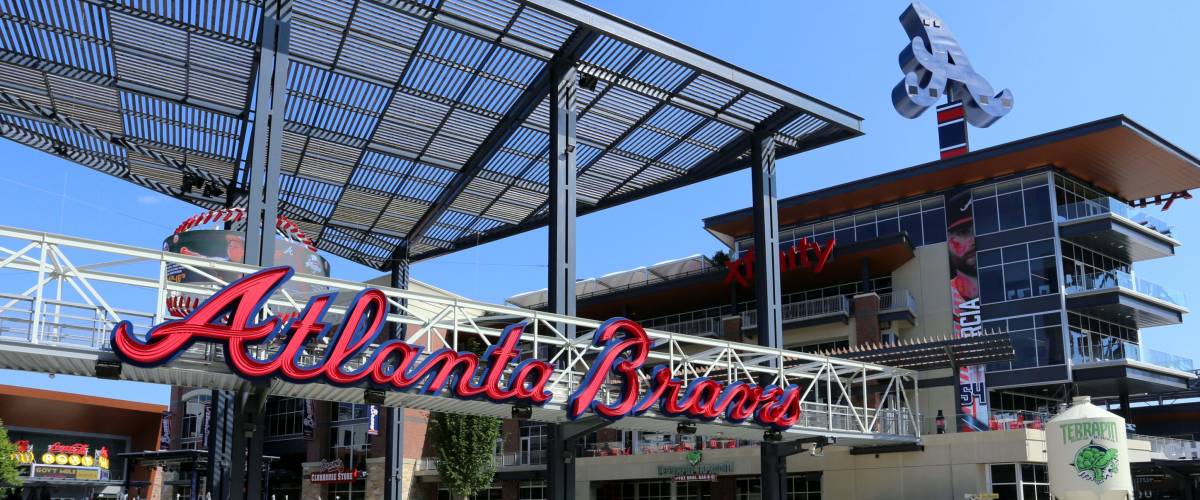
[
  {"x1": 723, "y1": 238, "x2": 835, "y2": 288},
  {"x1": 308, "y1": 460, "x2": 360, "y2": 484},
  {"x1": 30, "y1": 464, "x2": 106, "y2": 481},
  {"x1": 112, "y1": 267, "x2": 809, "y2": 431},
  {"x1": 10, "y1": 440, "x2": 34, "y2": 465},
  {"x1": 672, "y1": 474, "x2": 715, "y2": 482}
]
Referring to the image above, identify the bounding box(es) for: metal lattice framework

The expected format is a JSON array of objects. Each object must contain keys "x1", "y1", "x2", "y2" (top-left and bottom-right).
[
  {"x1": 0, "y1": 224, "x2": 916, "y2": 445},
  {"x1": 0, "y1": 0, "x2": 862, "y2": 268}
]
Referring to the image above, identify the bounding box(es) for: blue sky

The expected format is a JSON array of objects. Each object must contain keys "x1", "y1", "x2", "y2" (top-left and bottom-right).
[{"x1": 2, "y1": 1, "x2": 1198, "y2": 404}]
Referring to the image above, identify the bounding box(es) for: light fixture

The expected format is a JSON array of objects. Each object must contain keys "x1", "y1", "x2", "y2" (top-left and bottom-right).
[
  {"x1": 511, "y1": 404, "x2": 532, "y2": 420},
  {"x1": 676, "y1": 422, "x2": 697, "y2": 435},
  {"x1": 95, "y1": 359, "x2": 122, "y2": 380},
  {"x1": 578, "y1": 73, "x2": 599, "y2": 91},
  {"x1": 763, "y1": 430, "x2": 782, "y2": 442},
  {"x1": 363, "y1": 388, "x2": 386, "y2": 405}
]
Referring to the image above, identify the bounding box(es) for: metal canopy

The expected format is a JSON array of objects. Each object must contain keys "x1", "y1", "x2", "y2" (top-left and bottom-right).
[
  {"x1": 0, "y1": 0, "x2": 862, "y2": 269},
  {"x1": 820, "y1": 333, "x2": 1016, "y2": 371}
]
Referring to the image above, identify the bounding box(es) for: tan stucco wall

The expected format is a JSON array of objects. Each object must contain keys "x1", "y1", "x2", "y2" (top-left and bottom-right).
[
  {"x1": 782, "y1": 318, "x2": 857, "y2": 348},
  {"x1": 892, "y1": 242, "x2": 952, "y2": 341},
  {"x1": 574, "y1": 430, "x2": 1068, "y2": 500}
]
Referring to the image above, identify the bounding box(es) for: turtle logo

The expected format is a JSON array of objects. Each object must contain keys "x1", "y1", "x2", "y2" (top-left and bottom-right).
[
  {"x1": 1071, "y1": 441, "x2": 1119, "y2": 485},
  {"x1": 686, "y1": 451, "x2": 702, "y2": 467}
]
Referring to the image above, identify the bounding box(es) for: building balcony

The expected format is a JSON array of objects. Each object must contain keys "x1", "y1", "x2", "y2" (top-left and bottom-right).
[
  {"x1": 642, "y1": 315, "x2": 722, "y2": 338},
  {"x1": 740, "y1": 295, "x2": 851, "y2": 330},
  {"x1": 878, "y1": 290, "x2": 918, "y2": 325},
  {"x1": 415, "y1": 450, "x2": 546, "y2": 474},
  {"x1": 1071, "y1": 335, "x2": 1195, "y2": 373},
  {"x1": 1065, "y1": 271, "x2": 1188, "y2": 328},
  {"x1": 1057, "y1": 199, "x2": 1179, "y2": 262}
]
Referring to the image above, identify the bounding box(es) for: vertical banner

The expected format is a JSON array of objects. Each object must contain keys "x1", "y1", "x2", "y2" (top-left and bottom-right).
[
  {"x1": 160, "y1": 411, "x2": 172, "y2": 449},
  {"x1": 946, "y1": 189, "x2": 988, "y2": 431},
  {"x1": 303, "y1": 399, "x2": 315, "y2": 440},
  {"x1": 367, "y1": 405, "x2": 380, "y2": 436},
  {"x1": 202, "y1": 402, "x2": 211, "y2": 444}
]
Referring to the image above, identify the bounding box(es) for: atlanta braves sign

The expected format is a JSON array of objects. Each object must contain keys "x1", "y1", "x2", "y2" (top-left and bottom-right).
[{"x1": 111, "y1": 267, "x2": 805, "y2": 430}]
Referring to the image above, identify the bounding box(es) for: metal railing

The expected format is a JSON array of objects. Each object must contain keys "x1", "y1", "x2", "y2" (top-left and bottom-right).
[
  {"x1": 1058, "y1": 199, "x2": 1175, "y2": 238},
  {"x1": 919, "y1": 410, "x2": 1052, "y2": 435},
  {"x1": 641, "y1": 316, "x2": 721, "y2": 337},
  {"x1": 1129, "y1": 434, "x2": 1200, "y2": 459},
  {"x1": 0, "y1": 225, "x2": 920, "y2": 444},
  {"x1": 1064, "y1": 270, "x2": 1188, "y2": 308},
  {"x1": 416, "y1": 450, "x2": 547, "y2": 472},
  {"x1": 1071, "y1": 333, "x2": 1195, "y2": 372},
  {"x1": 741, "y1": 296, "x2": 850, "y2": 330},
  {"x1": 879, "y1": 290, "x2": 917, "y2": 315}
]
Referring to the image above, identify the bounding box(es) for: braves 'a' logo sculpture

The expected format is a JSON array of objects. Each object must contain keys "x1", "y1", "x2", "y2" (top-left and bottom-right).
[{"x1": 892, "y1": 2, "x2": 1013, "y2": 127}]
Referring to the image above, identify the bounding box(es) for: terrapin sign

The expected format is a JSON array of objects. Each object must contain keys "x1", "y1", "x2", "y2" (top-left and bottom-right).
[{"x1": 111, "y1": 267, "x2": 809, "y2": 430}]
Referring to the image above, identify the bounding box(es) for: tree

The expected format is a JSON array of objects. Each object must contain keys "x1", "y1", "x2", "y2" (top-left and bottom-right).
[
  {"x1": 432, "y1": 412, "x2": 501, "y2": 499},
  {"x1": 0, "y1": 419, "x2": 22, "y2": 494}
]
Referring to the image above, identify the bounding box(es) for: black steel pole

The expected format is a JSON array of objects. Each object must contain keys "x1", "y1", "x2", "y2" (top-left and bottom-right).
[
  {"x1": 384, "y1": 252, "x2": 409, "y2": 500},
  {"x1": 546, "y1": 53, "x2": 578, "y2": 500},
  {"x1": 751, "y1": 131, "x2": 786, "y2": 499}
]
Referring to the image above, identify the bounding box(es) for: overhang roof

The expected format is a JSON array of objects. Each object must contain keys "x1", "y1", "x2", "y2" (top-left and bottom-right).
[
  {"x1": 0, "y1": 383, "x2": 166, "y2": 413},
  {"x1": 0, "y1": 0, "x2": 862, "y2": 269},
  {"x1": 705, "y1": 116, "x2": 1200, "y2": 242}
]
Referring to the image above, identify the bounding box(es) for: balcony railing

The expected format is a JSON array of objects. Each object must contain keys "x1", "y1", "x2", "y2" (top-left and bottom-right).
[
  {"x1": 920, "y1": 410, "x2": 1052, "y2": 435},
  {"x1": 1129, "y1": 434, "x2": 1200, "y2": 459},
  {"x1": 879, "y1": 290, "x2": 917, "y2": 315},
  {"x1": 1072, "y1": 333, "x2": 1195, "y2": 372},
  {"x1": 642, "y1": 316, "x2": 721, "y2": 337},
  {"x1": 416, "y1": 450, "x2": 547, "y2": 472},
  {"x1": 1065, "y1": 270, "x2": 1187, "y2": 308},
  {"x1": 1058, "y1": 199, "x2": 1175, "y2": 238},
  {"x1": 741, "y1": 295, "x2": 850, "y2": 330}
]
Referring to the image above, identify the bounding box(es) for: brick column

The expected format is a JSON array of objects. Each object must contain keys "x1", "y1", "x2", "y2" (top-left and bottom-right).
[
  {"x1": 852, "y1": 292, "x2": 881, "y2": 346},
  {"x1": 721, "y1": 316, "x2": 743, "y2": 343}
]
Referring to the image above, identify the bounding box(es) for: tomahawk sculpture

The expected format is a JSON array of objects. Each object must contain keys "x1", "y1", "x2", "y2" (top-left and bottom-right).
[{"x1": 892, "y1": 2, "x2": 1013, "y2": 127}]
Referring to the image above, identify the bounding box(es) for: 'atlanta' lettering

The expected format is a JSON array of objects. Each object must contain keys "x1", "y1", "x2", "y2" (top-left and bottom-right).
[{"x1": 111, "y1": 268, "x2": 805, "y2": 430}]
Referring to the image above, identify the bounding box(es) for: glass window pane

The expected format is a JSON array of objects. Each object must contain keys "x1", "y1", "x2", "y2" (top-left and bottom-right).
[
  {"x1": 923, "y1": 197, "x2": 945, "y2": 209},
  {"x1": 991, "y1": 464, "x2": 1016, "y2": 483},
  {"x1": 979, "y1": 249, "x2": 1002, "y2": 268},
  {"x1": 900, "y1": 201, "x2": 921, "y2": 216},
  {"x1": 1002, "y1": 244, "x2": 1028, "y2": 263},
  {"x1": 923, "y1": 208, "x2": 946, "y2": 244},
  {"x1": 1031, "y1": 256, "x2": 1058, "y2": 295},
  {"x1": 980, "y1": 267, "x2": 1005, "y2": 303},
  {"x1": 973, "y1": 184, "x2": 996, "y2": 198},
  {"x1": 900, "y1": 214, "x2": 923, "y2": 244},
  {"x1": 856, "y1": 222, "x2": 877, "y2": 240},
  {"x1": 1004, "y1": 261, "x2": 1032, "y2": 300},
  {"x1": 1024, "y1": 186, "x2": 1052, "y2": 224},
  {"x1": 998, "y1": 192, "x2": 1025, "y2": 230},
  {"x1": 975, "y1": 196, "x2": 999, "y2": 235},
  {"x1": 1028, "y1": 239, "x2": 1055, "y2": 258},
  {"x1": 997, "y1": 179, "x2": 1022, "y2": 194},
  {"x1": 877, "y1": 217, "x2": 899, "y2": 236}
]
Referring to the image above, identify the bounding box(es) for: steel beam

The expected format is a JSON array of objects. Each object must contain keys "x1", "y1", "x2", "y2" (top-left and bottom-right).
[
  {"x1": 546, "y1": 43, "x2": 580, "y2": 500},
  {"x1": 245, "y1": 0, "x2": 291, "y2": 268},
  {"x1": 402, "y1": 27, "x2": 597, "y2": 261},
  {"x1": 384, "y1": 251, "x2": 409, "y2": 500},
  {"x1": 751, "y1": 130, "x2": 785, "y2": 500}
]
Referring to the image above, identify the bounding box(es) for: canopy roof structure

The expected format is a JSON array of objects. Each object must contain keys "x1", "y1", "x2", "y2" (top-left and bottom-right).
[
  {"x1": 0, "y1": 0, "x2": 862, "y2": 269},
  {"x1": 821, "y1": 332, "x2": 1016, "y2": 371},
  {"x1": 507, "y1": 252, "x2": 714, "y2": 307}
]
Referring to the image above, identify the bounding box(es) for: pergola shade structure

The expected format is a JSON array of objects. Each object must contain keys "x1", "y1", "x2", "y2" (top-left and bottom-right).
[{"x1": 0, "y1": 0, "x2": 861, "y2": 268}]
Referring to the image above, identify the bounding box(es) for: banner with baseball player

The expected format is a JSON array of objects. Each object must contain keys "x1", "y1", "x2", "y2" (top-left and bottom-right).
[{"x1": 946, "y1": 189, "x2": 989, "y2": 431}]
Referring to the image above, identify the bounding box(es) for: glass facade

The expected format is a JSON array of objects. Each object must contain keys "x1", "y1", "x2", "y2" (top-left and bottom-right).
[
  {"x1": 978, "y1": 239, "x2": 1058, "y2": 304},
  {"x1": 972, "y1": 174, "x2": 1052, "y2": 235},
  {"x1": 735, "y1": 474, "x2": 822, "y2": 500},
  {"x1": 734, "y1": 195, "x2": 947, "y2": 257},
  {"x1": 985, "y1": 313, "x2": 1064, "y2": 371}
]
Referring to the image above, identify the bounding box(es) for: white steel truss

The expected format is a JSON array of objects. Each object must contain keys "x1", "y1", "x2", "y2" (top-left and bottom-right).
[{"x1": 0, "y1": 225, "x2": 919, "y2": 446}]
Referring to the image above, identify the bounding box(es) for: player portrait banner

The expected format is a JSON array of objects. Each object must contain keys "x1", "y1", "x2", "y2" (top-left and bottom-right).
[{"x1": 945, "y1": 188, "x2": 988, "y2": 432}]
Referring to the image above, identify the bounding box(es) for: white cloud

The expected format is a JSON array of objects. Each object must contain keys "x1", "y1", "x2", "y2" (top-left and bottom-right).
[{"x1": 136, "y1": 194, "x2": 163, "y2": 205}]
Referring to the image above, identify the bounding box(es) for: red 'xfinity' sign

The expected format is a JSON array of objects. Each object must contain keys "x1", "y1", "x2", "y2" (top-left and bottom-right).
[
  {"x1": 723, "y1": 238, "x2": 835, "y2": 287},
  {"x1": 111, "y1": 267, "x2": 806, "y2": 430}
]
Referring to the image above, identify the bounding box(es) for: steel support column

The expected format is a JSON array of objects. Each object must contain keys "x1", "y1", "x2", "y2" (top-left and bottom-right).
[
  {"x1": 227, "y1": 390, "x2": 247, "y2": 500},
  {"x1": 246, "y1": 389, "x2": 268, "y2": 500},
  {"x1": 244, "y1": 0, "x2": 291, "y2": 267},
  {"x1": 546, "y1": 53, "x2": 578, "y2": 500},
  {"x1": 750, "y1": 131, "x2": 786, "y2": 499},
  {"x1": 384, "y1": 250, "x2": 409, "y2": 500}
]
